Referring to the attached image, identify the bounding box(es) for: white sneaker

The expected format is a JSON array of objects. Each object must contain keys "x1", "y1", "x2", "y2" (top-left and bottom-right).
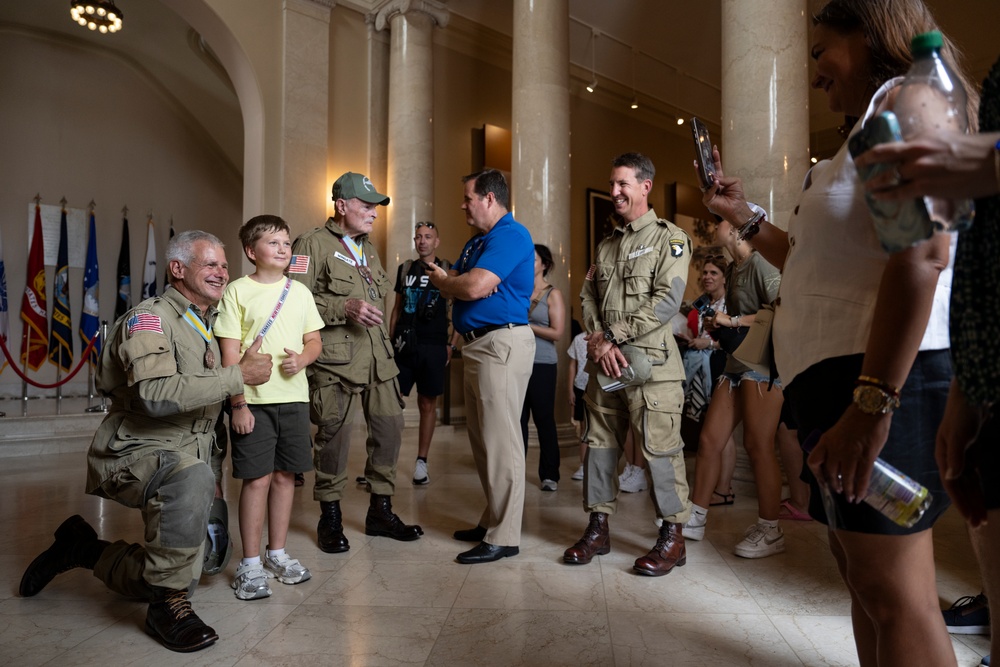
[
  {"x1": 684, "y1": 514, "x2": 707, "y2": 541},
  {"x1": 541, "y1": 479, "x2": 558, "y2": 492},
  {"x1": 734, "y1": 523, "x2": 785, "y2": 559},
  {"x1": 571, "y1": 464, "x2": 585, "y2": 481},
  {"x1": 618, "y1": 463, "x2": 636, "y2": 486},
  {"x1": 413, "y1": 459, "x2": 429, "y2": 485},
  {"x1": 620, "y1": 465, "x2": 648, "y2": 493},
  {"x1": 263, "y1": 551, "x2": 311, "y2": 585},
  {"x1": 232, "y1": 561, "x2": 272, "y2": 600}
]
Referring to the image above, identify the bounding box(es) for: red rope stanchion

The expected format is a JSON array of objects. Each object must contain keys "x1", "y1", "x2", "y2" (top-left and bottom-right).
[{"x1": 0, "y1": 334, "x2": 99, "y2": 389}]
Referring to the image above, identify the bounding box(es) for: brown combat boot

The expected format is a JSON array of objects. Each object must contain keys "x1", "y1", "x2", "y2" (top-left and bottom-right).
[
  {"x1": 317, "y1": 500, "x2": 350, "y2": 553},
  {"x1": 145, "y1": 587, "x2": 218, "y2": 653},
  {"x1": 633, "y1": 521, "x2": 686, "y2": 576},
  {"x1": 365, "y1": 494, "x2": 423, "y2": 541},
  {"x1": 563, "y1": 512, "x2": 611, "y2": 565}
]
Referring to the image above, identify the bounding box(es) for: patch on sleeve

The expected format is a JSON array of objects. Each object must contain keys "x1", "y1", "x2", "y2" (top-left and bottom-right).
[
  {"x1": 126, "y1": 312, "x2": 163, "y2": 336},
  {"x1": 585, "y1": 263, "x2": 596, "y2": 281},
  {"x1": 288, "y1": 255, "x2": 310, "y2": 274},
  {"x1": 669, "y1": 240, "x2": 685, "y2": 257}
]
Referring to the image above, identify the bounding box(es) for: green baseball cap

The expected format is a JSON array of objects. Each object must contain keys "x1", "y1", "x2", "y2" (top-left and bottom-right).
[{"x1": 332, "y1": 172, "x2": 390, "y2": 205}]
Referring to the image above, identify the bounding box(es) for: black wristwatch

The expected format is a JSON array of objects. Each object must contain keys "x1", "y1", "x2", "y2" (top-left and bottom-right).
[{"x1": 603, "y1": 328, "x2": 616, "y2": 343}]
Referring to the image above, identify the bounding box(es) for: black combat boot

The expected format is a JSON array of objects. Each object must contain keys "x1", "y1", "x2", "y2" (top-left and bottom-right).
[
  {"x1": 317, "y1": 500, "x2": 350, "y2": 553},
  {"x1": 145, "y1": 587, "x2": 218, "y2": 653},
  {"x1": 365, "y1": 494, "x2": 423, "y2": 541},
  {"x1": 19, "y1": 515, "x2": 110, "y2": 597}
]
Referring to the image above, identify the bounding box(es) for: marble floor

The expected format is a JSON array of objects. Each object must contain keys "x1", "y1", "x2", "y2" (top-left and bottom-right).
[{"x1": 0, "y1": 416, "x2": 991, "y2": 666}]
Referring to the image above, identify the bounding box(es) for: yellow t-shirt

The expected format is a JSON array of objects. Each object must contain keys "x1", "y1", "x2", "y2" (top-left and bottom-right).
[{"x1": 216, "y1": 275, "x2": 324, "y2": 404}]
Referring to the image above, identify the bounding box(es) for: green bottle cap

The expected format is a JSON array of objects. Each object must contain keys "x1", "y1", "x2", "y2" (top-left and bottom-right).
[{"x1": 911, "y1": 31, "x2": 943, "y2": 56}]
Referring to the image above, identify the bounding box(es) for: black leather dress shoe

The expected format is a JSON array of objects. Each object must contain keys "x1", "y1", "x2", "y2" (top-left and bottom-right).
[
  {"x1": 456, "y1": 542, "x2": 519, "y2": 564},
  {"x1": 453, "y1": 525, "x2": 487, "y2": 542}
]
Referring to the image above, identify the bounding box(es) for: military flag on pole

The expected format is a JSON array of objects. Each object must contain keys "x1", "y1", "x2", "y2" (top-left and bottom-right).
[
  {"x1": 115, "y1": 212, "x2": 131, "y2": 320},
  {"x1": 163, "y1": 218, "x2": 174, "y2": 293},
  {"x1": 79, "y1": 209, "x2": 101, "y2": 367},
  {"x1": 20, "y1": 203, "x2": 48, "y2": 371},
  {"x1": 0, "y1": 226, "x2": 9, "y2": 373},
  {"x1": 48, "y1": 204, "x2": 73, "y2": 372},
  {"x1": 142, "y1": 215, "x2": 157, "y2": 300}
]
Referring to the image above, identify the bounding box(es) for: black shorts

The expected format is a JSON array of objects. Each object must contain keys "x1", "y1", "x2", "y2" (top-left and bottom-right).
[
  {"x1": 573, "y1": 386, "x2": 586, "y2": 422},
  {"x1": 786, "y1": 350, "x2": 952, "y2": 535},
  {"x1": 230, "y1": 402, "x2": 314, "y2": 479},
  {"x1": 975, "y1": 409, "x2": 1000, "y2": 511},
  {"x1": 396, "y1": 342, "x2": 447, "y2": 397}
]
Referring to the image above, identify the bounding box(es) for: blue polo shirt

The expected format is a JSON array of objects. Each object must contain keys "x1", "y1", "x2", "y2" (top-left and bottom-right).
[{"x1": 452, "y1": 213, "x2": 534, "y2": 334}]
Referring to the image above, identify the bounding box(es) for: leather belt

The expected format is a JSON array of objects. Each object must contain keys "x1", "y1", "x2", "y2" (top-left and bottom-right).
[{"x1": 461, "y1": 323, "x2": 521, "y2": 343}]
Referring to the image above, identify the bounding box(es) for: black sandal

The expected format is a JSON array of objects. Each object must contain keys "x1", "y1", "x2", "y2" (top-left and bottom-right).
[{"x1": 710, "y1": 490, "x2": 735, "y2": 506}]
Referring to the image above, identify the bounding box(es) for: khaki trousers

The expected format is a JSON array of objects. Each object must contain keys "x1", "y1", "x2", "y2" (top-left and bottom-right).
[
  {"x1": 582, "y1": 378, "x2": 692, "y2": 525},
  {"x1": 93, "y1": 449, "x2": 216, "y2": 595},
  {"x1": 462, "y1": 325, "x2": 535, "y2": 547},
  {"x1": 309, "y1": 377, "x2": 404, "y2": 501}
]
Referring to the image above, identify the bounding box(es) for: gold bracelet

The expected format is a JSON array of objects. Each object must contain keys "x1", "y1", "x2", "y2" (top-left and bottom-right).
[{"x1": 856, "y1": 375, "x2": 900, "y2": 398}]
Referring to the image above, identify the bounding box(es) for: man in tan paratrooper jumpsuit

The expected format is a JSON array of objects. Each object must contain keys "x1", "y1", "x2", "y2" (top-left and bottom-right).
[
  {"x1": 19, "y1": 231, "x2": 273, "y2": 652},
  {"x1": 291, "y1": 172, "x2": 423, "y2": 554},
  {"x1": 563, "y1": 152, "x2": 694, "y2": 576}
]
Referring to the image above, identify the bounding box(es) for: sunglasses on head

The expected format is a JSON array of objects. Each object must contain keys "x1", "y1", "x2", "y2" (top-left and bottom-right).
[
  {"x1": 415, "y1": 222, "x2": 436, "y2": 230},
  {"x1": 702, "y1": 253, "x2": 726, "y2": 263}
]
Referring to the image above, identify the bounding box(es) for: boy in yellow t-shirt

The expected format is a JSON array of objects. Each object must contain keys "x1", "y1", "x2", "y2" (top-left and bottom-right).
[{"x1": 216, "y1": 215, "x2": 324, "y2": 600}]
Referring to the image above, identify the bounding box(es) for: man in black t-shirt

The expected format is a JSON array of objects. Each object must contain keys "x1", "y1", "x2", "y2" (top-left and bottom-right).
[{"x1": 389, "y1": 221, "x2": 461, "y2": 485}]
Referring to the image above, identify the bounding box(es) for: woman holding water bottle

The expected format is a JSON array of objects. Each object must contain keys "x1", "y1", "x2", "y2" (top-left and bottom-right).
[{"x1": 701, "y1": 1, "x2": 978, "y2": 664}]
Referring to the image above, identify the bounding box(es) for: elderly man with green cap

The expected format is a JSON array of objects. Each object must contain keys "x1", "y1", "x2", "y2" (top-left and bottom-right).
[{"x1": 291, "y1": 172, "x2": 423, "y2": 553}]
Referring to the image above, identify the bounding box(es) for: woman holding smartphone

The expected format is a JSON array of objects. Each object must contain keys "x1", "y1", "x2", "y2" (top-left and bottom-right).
[
  {"x1": 683, "y1": 221, "x2": 784, "y2": 559},
  {"x1": 702, "y1": 1, "x2": 977, "y2": 664}
]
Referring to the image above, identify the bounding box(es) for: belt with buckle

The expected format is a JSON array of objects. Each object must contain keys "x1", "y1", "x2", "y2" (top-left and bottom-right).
[{"x1": 462, "y1": 323, "x2": 520, "y2": 343}]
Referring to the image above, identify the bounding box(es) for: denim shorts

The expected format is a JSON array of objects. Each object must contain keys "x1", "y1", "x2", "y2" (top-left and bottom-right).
[{"x1": 720, "y1": 369, "x2": 782, "y2": 389}]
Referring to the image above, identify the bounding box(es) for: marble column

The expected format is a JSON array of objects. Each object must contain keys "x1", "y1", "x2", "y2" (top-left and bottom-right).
[
  {"x1": 721, "y1": 0, "x2": 809, "y2": 231},
  {"x1": 373, "y1": 0, "x2": 449, "y2": 271},
  {"x1": 720, "y1": 0, "x2": 809, "y2": 484},
  {"x1": 281, "y1": 0, "x2": 333, "y2": 234},
  {"x1": 511, "y1": 0, "x2": 574, "y2": 441}
]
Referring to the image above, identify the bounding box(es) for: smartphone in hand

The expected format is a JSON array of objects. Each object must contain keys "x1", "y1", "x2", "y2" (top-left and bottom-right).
[
  {"x1": 848, "y1": 111, "x2": 933, "y2": 253},
  {"x1": 691, "y1": 117, "x2": 717, "y2": 190}
]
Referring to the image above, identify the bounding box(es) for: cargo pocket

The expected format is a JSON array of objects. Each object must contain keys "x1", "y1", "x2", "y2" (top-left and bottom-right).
[{"x1": 640, "y1": 382, "x2": 684, "y2": 455}]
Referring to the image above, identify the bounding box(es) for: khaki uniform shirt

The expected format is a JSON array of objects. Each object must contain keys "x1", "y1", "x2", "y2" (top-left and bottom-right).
[
  {"x1": 580, "y1": 208, "x2": 691, "y2": 383},
  {"x1": 291, "y1": 217, "x2": 398, "y2": 388},
  {"x1": 86, "y1": 287, "x2": 244, "y2": 496}
]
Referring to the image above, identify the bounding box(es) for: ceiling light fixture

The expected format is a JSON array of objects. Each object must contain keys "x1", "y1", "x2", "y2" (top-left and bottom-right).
[
  {"x1": 629, "y1": 49, "x2": 638, "y2": 110},
  {"x1": 676, "y1": 117, "x2": 685, "y2": 125},
  {"x1": 586, "y1": 29, "x2": 598, "y2": 92},
  {"x1": 70, "y1": 0, "x2": 124, "y2": 34}
]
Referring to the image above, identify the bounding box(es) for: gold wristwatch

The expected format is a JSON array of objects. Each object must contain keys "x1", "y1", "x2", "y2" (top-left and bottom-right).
[{"x1": 852, "y1": 385, "x2": 900, "y2": 415}]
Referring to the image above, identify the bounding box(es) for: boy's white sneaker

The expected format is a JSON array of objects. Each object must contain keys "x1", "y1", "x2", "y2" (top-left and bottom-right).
[
  {"x1": 232, "y1": 561, "x2": 272, "y2": 600},
  {"x1": 263, "y1": 552, "x2": 311, "y2": 585}
]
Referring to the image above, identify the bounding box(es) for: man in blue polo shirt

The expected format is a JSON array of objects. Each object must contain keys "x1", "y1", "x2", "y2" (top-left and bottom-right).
[{"x1": 426, "y1": 169, "x2": 535, "y2": 564}]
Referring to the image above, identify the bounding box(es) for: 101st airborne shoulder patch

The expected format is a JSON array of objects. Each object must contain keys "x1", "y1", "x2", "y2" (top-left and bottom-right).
[{"x1": 669, "y1": 240, "x2": 685, "y2": 257}]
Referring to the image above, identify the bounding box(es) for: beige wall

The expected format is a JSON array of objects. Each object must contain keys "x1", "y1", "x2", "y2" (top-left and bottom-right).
[
  {"x1": 0, "y1": 29, "x2": 242, "y2": 396},
  {"x1": 0, "y1": 4, "x2": 712, "y2": 410}
]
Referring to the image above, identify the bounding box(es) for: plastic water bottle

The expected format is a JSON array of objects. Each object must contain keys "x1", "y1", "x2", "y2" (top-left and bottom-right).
[
  {"x1": 802, "y1": 430, "x2": 932, "y2": 528},
  {"x1": 894, "y1": 31, "x2": 974, "y2": 231}
]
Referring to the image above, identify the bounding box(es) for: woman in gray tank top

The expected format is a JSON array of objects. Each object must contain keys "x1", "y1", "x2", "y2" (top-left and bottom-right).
[{"x1": 521, "y1": 244, "x2": 565, "y2": 491}]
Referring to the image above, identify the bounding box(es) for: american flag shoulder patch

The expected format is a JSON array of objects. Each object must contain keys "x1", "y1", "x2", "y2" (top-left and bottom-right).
[
  {"x1": 585, "y1": 263, "x2": 596, "y2": 281},
  {"x1": 126, "y1": 312, "x2": 163, "y2": 336},
  {"x1": 288, "y1": 255, "x2": 310, "y2": 274}
]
